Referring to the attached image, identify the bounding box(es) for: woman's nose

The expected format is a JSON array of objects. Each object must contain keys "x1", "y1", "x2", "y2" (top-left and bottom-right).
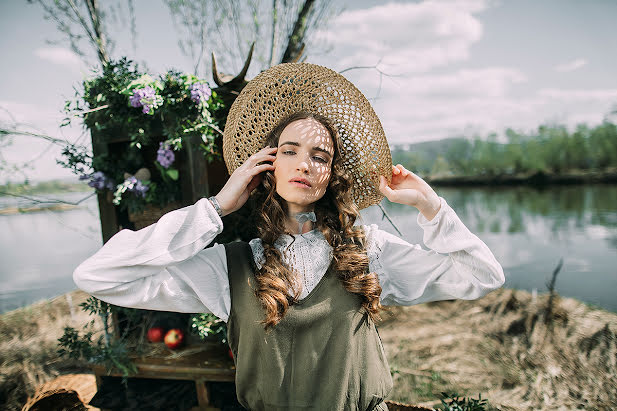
[{"x1": 296, "y1": 157, "x2": 309, "y2": 173}]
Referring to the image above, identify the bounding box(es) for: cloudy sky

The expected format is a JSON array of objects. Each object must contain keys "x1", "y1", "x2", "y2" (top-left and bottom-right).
[{"x1": 1, "y1": 0, "x2": 616, "y2": 184}]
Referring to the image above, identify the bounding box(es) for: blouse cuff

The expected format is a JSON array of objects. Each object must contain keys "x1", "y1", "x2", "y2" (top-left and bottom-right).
[
  {"x1": 416, "y1": 196, "x2": 448, "y2": 226},
  {"x1": 201, "y1": 196, "x2": 224, "y2": 232}
]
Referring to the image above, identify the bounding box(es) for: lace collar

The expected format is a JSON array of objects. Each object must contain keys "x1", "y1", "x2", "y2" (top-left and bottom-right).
[{"x1": 275, "y1": 229, "x2": 324, "y2": 248}]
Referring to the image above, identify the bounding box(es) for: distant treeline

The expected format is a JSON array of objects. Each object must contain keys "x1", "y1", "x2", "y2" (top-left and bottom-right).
[
  {"x1": 0, "y1": 180, "x2": 90, "y2": 196},
  {"x1": 393, "y1": 122, "x2": 617, "y2": 177}
]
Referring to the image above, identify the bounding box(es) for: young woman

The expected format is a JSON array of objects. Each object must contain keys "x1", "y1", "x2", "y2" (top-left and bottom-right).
[{"x1": 73, "y1": 63, "x2": 505, "y2": 411}]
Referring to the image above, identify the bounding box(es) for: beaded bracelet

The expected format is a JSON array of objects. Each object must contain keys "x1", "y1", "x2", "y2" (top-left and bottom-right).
[{"x1": 207, "y1": 196, "x2": 223, "y2": 217}]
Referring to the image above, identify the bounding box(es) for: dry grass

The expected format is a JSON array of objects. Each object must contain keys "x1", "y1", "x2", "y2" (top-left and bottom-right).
[
  {"x1": 1, "y1": 288, "x2": 616, "y2": 410},
  {"x1": 380, "y1": 288, "x2": 617, "y2": 410},
  {"x1": 0, "y1": 290, "x2": 96, "y2": 411}
]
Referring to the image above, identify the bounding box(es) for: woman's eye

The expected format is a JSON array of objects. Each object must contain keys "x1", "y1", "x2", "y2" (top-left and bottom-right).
[{"x1": 282, "y1": 150, "x2": 326, "y2": 163}]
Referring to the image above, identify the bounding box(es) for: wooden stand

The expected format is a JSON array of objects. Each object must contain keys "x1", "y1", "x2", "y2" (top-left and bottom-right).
[
  {"x1": 90, "y1": 129, "x2": 228, "y2": 243},
  {"x1": 88, "y1": 126, "x2": 233, "y2": 410},
  {"x1": 91, "y1": 342, "x2": 235, "y2": 410}
]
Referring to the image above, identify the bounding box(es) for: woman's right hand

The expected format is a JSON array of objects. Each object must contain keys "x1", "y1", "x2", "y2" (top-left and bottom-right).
[{"x1": 214, "y1": 146, "x2": 277, "y2": 216}]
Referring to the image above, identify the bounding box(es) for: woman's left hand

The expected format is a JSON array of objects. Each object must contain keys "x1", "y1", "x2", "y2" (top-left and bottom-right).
[{"x1": 379, "y1": 164, "x2": 441, "y2": 219}]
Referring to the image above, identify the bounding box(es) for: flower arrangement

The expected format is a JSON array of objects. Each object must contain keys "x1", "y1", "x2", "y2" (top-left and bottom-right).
[
  {"x1": 56, "y1": 59, "x2": 233, "y2": 378},
  {"x1": 59, "y1": 58, "x2": 225, "y2": 215}
]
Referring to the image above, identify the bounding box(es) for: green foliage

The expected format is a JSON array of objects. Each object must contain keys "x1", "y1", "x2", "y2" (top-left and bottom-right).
[
  {"x1": 59, "y1": 58, "x2": 226, "y2": 214},
  {"x1": 190, "y1": 313, "x2": 227, "y2": 344},
  {"x1": 439, "y1": 392, "x2": 489, "y2": 411},
  {"x1": 393, "y1": 121, "x2": 617, "y2": 178},
  {"x1": 56, "y1": 296, "x2": 148, "y2": 379}
]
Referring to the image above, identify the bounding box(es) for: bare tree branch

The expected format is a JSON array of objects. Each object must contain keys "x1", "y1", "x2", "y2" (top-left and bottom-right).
[
  {"x1": 269, "y1": 0, "x2": 279, "y2": 67},
  {"x1": 0, "y1": 128, "x2": 71, "y2": 147},
  {"x1": 164, "y1": 0, "x2": 339, "y2": 79},
  {"x1": 84, "y1": 0, "x2": 110, "y2": 65},
  {"x1": 377, "y1": 203, "x2": 402, "y2": 236},
  {"x1": 28, "y1": 0, "x2": 135, "y2": 68},
  {"x1": 281, "y1": 0, "x2": 314, "y2": 63},
  {"x1": 338, "y1": 58, "x2": 406, "y2": 101},
  {"x1": 0, "y1": 191, "x2": 96, "y2": 206}
]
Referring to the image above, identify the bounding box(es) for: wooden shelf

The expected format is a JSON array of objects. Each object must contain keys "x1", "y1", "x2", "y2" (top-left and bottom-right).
[{"x1": 91, "y1": 342, "x2": 235, "y2": 410}]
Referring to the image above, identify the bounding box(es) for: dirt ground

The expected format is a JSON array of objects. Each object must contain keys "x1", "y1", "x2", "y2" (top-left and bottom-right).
[{"x1": 1, "y1": 287, "x2": 616, "y2": 410}]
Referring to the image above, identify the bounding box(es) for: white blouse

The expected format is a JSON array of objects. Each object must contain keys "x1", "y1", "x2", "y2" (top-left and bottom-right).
[{"x1": 72, "y1": 197, "x2": 505, "y2": 322}]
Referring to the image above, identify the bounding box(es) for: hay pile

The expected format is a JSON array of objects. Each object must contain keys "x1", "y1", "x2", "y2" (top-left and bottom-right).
[
  {"x1": 0, "y1": 290, "x2": 95, "y2": 411},
  {"x1": 380, "y1": 288, "x2": 617, "y2": 410},
  {"x1": 1, "y1": 287, "x2": 616, "y2": 410}
]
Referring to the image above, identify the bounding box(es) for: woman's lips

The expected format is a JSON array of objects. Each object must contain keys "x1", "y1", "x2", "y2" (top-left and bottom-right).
[{"x1": 290, "y1": 181, "x2": 311, "y2": 188}]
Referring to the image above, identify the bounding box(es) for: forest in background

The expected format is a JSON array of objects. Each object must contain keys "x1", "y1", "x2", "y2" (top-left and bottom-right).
[
  {"x1": 2, "y1": 120, "x2": 617, "y2": 197},
  {"x1": 392, "y1": 121, "x2": 617, "y2": 178}
]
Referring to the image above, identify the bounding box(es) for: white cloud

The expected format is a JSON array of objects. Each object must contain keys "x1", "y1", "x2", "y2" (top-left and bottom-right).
[
  {"x1": 376, "y1": 94, "x2": 545, "y2": 143},
  {"x1": 366, "y1": 80, "x2": 617, "y2": 144},
  {"x1": 369, "y1": 67, "x2": 527, "y2": 98},
  {"x1": 315, "y1": 0, "x2": 489, "y2": 73},
  {"x1": 554, "y1": 58, "x2": 587, "y2": 73},
  {"x1": 34, "y1": 47, "x2": 84, "y2": 72},
  {"x1": 538, "y1": 88, "x2": 617, "y2": 100},
  {"x1": 308, "y1": 1, "x2": 615, "y2": 146}
]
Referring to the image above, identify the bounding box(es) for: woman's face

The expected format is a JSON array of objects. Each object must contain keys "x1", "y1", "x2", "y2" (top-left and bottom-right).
[{"x1": 273, "y1": 117, "x2": 334, "y2": 213}]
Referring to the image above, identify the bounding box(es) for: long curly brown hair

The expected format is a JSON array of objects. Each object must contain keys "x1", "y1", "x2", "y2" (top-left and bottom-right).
[{"x1": 249, "y1": 111, "x2": 385, "y2": 329}]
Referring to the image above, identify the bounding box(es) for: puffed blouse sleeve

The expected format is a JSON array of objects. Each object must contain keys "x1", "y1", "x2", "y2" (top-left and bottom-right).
[
  {"x1": 72, "y1": 197, "x2": 231, "y2": 321},
  {"x1": 363, "y1": 196, "x2": 505, "y2": 306}
]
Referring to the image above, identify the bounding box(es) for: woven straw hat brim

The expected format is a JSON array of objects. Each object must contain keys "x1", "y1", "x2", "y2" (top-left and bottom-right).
[{"x1": 223, "y1": 62, "x2": 392, "y2": 210}]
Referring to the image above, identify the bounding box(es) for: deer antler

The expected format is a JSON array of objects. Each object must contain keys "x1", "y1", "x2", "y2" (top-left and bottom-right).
[
  {"x1": 212, "y1": 42, "x2": 255, "y2": 86},
  {"x1": 212, "y1": 51, "x2": 224, "y2": 87}
]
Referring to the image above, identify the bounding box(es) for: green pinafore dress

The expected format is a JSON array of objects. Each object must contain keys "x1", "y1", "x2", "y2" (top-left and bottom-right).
[{"x1": 224, "y1": 241, "x2": 393, "y2": 411}]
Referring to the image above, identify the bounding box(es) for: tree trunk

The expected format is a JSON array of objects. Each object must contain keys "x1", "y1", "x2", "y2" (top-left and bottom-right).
[{"x1": 281, "y1": 0, "x2": 315, "y2": 63}]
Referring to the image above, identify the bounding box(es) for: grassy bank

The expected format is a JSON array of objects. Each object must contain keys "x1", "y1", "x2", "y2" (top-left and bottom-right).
[
  {"x1": 1, "y1": 288, "x2": 616, "y2": 410},
  {"x1": 424, "y1": 167, "x2": 617, "y2": 186},
  {"x1": 0, "y1": 179, "x2": 93, "y2": 215},
  {"x1": 0, "y1": 290, "x2": 96, "y2": 410},
  {"x1": 0, "y1": 180, "x2": 92, "y2": 196}
]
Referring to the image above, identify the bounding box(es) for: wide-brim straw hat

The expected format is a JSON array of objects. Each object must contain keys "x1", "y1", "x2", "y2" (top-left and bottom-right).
[{"x1": 223, "y1": 62, "x2": 392, "y2": 210}]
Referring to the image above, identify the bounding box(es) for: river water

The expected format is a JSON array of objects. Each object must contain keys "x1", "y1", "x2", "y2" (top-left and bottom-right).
[{"x1": 1, "y1": 184, "x2": 616, "y2": 314}]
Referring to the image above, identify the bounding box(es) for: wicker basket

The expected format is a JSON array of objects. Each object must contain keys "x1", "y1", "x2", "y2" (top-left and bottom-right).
[
  {"x1": 21, "y1": 374, "x2": 98, "y2": 411},
  {"x1": 127, "y1": 201, "x2": 183, "y2": 230}
]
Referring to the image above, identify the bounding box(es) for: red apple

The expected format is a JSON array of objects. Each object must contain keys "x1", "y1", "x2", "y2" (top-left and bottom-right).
[
  {"x1": 147, "y1": 326, "x2": 166, "y2": 343},
  {"x1": 164, "y1": 328, "x2": 185, "y2": 349}
]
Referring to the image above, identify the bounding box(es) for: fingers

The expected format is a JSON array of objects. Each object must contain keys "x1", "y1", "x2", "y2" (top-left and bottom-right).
[
  {"x1": 379, "y1": 175, "x2": 396, "y2": 200},
  {"x1": 251, "y1": 163, "x2": 275, "y2": 176},
  {"x1": 247, "y1": 147, "x2": 277, "y2": 165},
  {"x1": 393, "y1": 164, "x2": 413, "y2": 178},
  {"x1": 247, "y1": 174, "x2": 262, "y2": 192}
]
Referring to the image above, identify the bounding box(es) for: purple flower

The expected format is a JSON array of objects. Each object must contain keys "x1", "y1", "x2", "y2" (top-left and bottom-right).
[
  {"x1": 82, "y1": 171, "x2": 114, "y2": 191},
  {"x1": 121, "y1": 175, "x2": 149, "y2": 198},
  {"x1": 129, "y1": 86, "x2": 162, "y2": 114},
  {"x1": 132, "y1": 179, "x2": 149, "y2": 198},
  {"x1": 157, "y1": 142, "x2": 175, "y2": 168},
  {"x1": 190, "y1": 83, "x2": 211, "y2": 103}
]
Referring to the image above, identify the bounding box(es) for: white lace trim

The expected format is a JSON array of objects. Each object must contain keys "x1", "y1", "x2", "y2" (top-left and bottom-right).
[
  {"x1": 248, "y1": 226, "x2": 384, "y2": 299},
  {"x1": 364, "y1": 224, "x2": 385, "y2": 275}
]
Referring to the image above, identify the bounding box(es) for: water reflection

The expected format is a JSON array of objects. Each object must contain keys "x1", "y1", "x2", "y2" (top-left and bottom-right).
[
  {"x1": 1, "y1": 185, "x2": 616, "y2": 314},
  {"x1": 360, "y1": 184, "x2": 617, "y2": 312}
]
